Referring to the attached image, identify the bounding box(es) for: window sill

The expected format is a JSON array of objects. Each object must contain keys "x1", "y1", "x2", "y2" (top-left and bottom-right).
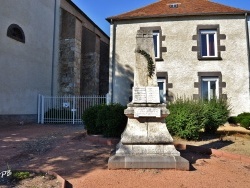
[
  {"x1": 155, "y1": 58, "x2": 164, "y2": 62},
  {"x1": 198, "y1": 57, "x2": 222, "y2": 61}
]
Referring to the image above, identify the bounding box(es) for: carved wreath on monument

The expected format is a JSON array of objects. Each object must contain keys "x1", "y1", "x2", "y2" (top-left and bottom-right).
[{"x1": 136, "y1": 49, "x2": 155, "y2": 78}]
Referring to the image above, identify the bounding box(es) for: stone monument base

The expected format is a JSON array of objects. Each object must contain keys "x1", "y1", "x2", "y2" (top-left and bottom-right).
[
  {"x1": 108, "y1": 102, "x2": 190, "y2": 170},
  {"x1": 108, "y1": 155, "x2": 189, "y2": 170}
]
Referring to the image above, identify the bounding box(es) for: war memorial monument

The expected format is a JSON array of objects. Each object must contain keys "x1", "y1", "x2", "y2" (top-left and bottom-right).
[{"x1": 108, "y1": 29, "x2": 189, "y2": 170}]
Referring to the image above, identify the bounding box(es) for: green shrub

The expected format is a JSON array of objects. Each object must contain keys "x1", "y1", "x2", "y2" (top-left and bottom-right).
[
  {"x1": 228, "y1": 116, "x2": 238, "y2": 124},
  {"x1": 203, "y1": 99, "x2": 230, "y2": 134},
  {"x1": 96, "y1": 104, "x2": 127, "y2": 137},
  {"x1": 166, "y1": 98, "x2": 206, "y2": 140},
  {"x1": 237, "y1": 112, "x2": 250, "y2": 129},
  {"x1": 82, "y1": 103, "x2": 127, "y2": 137},
  {"x1": 236, "y1": 112, "x2": 250, "y2": 123},
  {"x1": 166, "y1": 98, "x2": 230, "y2": 139},
  {"x1": 82, "y1": 104, "x2": 105, "y2": 134},
  {"x1": 240, "y1": 118, "x2": 250, "y2": 129}
]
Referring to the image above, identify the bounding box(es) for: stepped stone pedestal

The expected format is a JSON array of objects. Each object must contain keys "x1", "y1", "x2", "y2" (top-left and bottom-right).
[
  {"x1": 108, "y1": 29, "x2": 189, "y2": 170},
  {"x1": 108, "y1": 102, "x2": 189, "y2": 170}
]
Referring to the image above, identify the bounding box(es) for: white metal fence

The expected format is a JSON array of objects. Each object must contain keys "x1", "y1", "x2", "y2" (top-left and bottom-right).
[{"x1": 38, "y1": 94, "x2": 109, "y2": 124}]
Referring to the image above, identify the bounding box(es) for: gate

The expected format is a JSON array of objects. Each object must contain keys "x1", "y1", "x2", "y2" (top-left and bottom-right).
[{"x1": 38, "y1": 94, "x2": 109, "y2": 124}]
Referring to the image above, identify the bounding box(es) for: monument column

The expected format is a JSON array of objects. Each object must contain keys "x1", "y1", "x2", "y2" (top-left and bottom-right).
[{"x1": 108, "y1": 29, "x2": 189, "y2": 170}]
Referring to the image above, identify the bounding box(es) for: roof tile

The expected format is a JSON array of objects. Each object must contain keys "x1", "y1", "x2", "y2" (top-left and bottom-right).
[{"x1": 107, "y1": 0, "x2": 250, "y2": 21}]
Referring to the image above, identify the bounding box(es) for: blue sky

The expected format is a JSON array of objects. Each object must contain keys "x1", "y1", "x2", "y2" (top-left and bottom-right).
[{"x1": 72, "y1": 0, "x2": 250, "y2": 36}]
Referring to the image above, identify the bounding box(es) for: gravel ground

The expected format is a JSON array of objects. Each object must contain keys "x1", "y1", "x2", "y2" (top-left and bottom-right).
[{"x1": 0, "y1": 123, "x2": 249, "y2": 188}]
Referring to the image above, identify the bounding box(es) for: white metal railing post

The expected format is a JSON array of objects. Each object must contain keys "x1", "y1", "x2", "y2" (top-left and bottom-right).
[
  {"x1": 37, "y1": 94, "x2": 41, "y2": 123},
  {"x1": 41, "y1": 95, "x2": 45, "y2": 124},
  {"x1": 106, "y1": 93, "x2": 111, "y2": 104},
  {"x1": 72, "y1": 96, "x2": 75, "y2": 124}
]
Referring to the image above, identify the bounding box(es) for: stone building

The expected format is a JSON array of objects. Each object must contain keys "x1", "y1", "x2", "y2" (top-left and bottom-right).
[
  {"x1": 0, "y1": 0, "x2": 109, "y2": 123},
  {"x1": 60, "y1": 0, "x2": 109, "y2": 96},
  {"x1": 107, "y1": 0, "x2": 250, "y2": 116}
]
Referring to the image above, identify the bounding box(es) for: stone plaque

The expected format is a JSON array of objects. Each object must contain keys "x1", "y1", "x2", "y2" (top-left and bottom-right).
[
  {"x1": 146, "y1": 87, "x2": 160, "y2": 103},
  {"x1": 133, "y1": 87, "x2": 147, "y2": 103},
  {"x1": 133, "y1": 87, "x2": 160, "y2": 103},
  {"x1": 134, "y1": 107, "x2": 161, "y2": 118}
]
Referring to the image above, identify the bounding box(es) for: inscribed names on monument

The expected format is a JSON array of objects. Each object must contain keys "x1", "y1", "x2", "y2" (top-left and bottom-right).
[
  {"x1": 146, "y1": 87, "x2": 160, "y2": 103},
  {"x1": 133, "y1": 87, "x2": 147, "y2": 103},
  {"x1": 133, "y1": 87, "x2": 160, "y2": 103}
]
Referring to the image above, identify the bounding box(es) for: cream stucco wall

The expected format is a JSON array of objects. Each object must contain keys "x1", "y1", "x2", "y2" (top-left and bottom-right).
[
  {"x1": 0, "y1": 0, "x2": 60, "y2": 115},
  {"x1": 110, "y1": 15, "x2": 250, "y2": 115}
]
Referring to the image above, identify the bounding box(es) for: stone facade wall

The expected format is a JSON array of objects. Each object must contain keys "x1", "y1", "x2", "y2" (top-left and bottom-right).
[
  {"x1": 81, "y1": 26, "x2": 110, "y2": 95},
  {"x1": 99, "y1": 41, "x2": 110, "y2": 95},
  {"x1": 59, "y1": 38, "x2": 81, "y2": 95},
  {"x1": 81, "y1": 52, "x2": 100, "y2": 95},
  {"x1": 60, "y1": 2, "x2": 110, "y2": 96},
  {"x1": 60, "y1": 0, "x2": 110, "y2": 96},
  {"x1": 59, "y1": 9, "x2": 81, "y2": 95},
  {"x1": 110, "y1": 15, "x2": 250, "y2": 115},
  {"x1": 81, "y1": 27, "x2": 100, "y2": 95}
]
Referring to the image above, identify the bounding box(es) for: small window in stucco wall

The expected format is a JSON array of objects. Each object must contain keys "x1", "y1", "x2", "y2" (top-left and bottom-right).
[
  {"x1": 7, "y1": 24, "x2": 25, "y2": 43},
  {"x1": 193, "y1": 72, "x2": 227, "y2": 100},
  {"x1": 157, "y1": 72, "x2": 173, "y2": 102},
  {"x1": 140, "y1": 26, "x2": 167, "y2": 61}
]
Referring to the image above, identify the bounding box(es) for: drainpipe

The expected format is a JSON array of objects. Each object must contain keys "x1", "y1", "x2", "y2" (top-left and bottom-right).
[
  {"x1": 245, "y1": 13, "x2": 250, "y2": 109},
  {"x1": 109, "y1": 19, "x2": 116, "y2": 103},
  {"x1": 51, "y1": 0, "x2": 57, "y2": 96}
]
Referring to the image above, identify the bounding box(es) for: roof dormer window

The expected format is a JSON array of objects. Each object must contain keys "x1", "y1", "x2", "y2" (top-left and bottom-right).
[{"x1": 168, "y1": 3, "x2": 180, "y2": 8}]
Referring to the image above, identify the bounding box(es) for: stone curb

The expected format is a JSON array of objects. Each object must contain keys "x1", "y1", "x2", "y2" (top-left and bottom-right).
[
  {"x1": 174, "y1": 143, "x2": 250, "y2": 164},
  {"x1": 13, "y1": 169, "x2": 68, "y2": 188},
  {"x1": 86, "y1": 135, "x2": 250, "y2": 164}
]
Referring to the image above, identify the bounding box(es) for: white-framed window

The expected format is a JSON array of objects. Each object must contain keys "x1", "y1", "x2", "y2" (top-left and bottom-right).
[
  {"x1": 157, "y1": 78, "x2": 166, "y2": 103},
  {"x1": 200, "y1": 30, "x2": 218, "y2": 57},
  {"x1": 153, "y1": 30, "x2": 160, "y2": 58},
  {"x1": 201, "y1": 77, "x2": 219, "y2": 100}
]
